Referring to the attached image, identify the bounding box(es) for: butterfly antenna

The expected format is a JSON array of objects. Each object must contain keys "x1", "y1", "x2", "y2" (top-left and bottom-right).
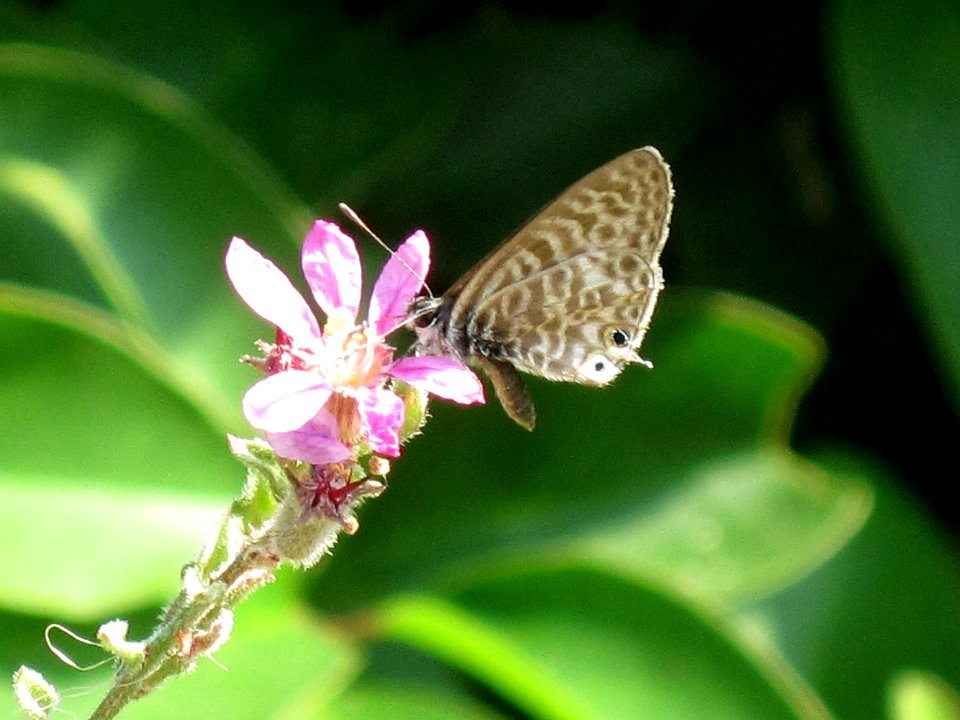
[{"x1": 338, "y1": 202, "x2": 435, "y2": 299}]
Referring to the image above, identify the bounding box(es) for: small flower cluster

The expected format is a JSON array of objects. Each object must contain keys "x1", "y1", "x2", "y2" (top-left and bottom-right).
[{"x1": 225, "y1": 220, "x2": 484, "y2": 467}]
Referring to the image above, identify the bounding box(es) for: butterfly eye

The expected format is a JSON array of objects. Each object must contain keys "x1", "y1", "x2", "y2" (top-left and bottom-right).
[
  {"x1": 608, "y1": 328, "x2": 631, "y2": 349},
  {"x1": 578, "y1": 353, "x2": 622, "y2": 384},
  {"x1": 410, "y1": 296, "x2": 443, "y2": 328}
]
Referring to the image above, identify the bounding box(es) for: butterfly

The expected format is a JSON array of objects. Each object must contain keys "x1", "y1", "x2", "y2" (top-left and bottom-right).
[{"x1": 411, "y1": 147, "x2": 673, "y2": 430}]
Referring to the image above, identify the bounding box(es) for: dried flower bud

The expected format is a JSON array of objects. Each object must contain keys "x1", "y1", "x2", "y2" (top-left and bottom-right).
[
  {"x1": 13, "y1": 666, "x2": 59, "y2": 720},
  {"x1": 98, "y1": 620, "x2": 145, "y2": 663}
]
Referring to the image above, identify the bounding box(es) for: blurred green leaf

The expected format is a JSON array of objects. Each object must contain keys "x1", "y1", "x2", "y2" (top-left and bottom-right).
[
  {"x1": 831, "y1": 0, "x2": 960, "y2": 409},
  {"x1": 888, "y1": 670, "x2": 960, "y2": 720},
  {"x1": 303, "y1": 293, "x2": 877, "y2": 718},
  {"x1": 754, "y1": 455, "x2": 960, "y2": 720},
  {"x1": 293, "y1": 681, "x2": 508, "y2": 720},
  {"x1": 0, "y1": 310, "x2": 236, "y2": 488},
  {"x1": 0, "y1": 43, "x2": 311, "y2": 431},
  {"x1": 0, "y1": 308, "x2": 238, "y2": 617},
  {"x1": 311, "y1": 293, "x2": 861, "y2": 611},
  {"x1": 377, "y1": 569, "x2": 833, "y2": 720},
  {"x1": 0, "y1": 479, "x2": 221, "y2": 618},
  {"x1": 0, "y1": 43, "x2": 315, "y2": 617},
  {"x1": 575, "y1": 449, "x2": 873, "y2": 604}
]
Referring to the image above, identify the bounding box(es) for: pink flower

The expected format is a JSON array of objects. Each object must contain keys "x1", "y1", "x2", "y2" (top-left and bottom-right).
[{"x1": 225, "y1": 221, "x2": 484, "y2": 464}]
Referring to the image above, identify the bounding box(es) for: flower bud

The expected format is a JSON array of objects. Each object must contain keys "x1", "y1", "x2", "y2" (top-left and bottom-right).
[
  {"x1": 98, "y1": 620, "x2": 146, "y2": 663},
  {"x1": 13, "y1": 666, "x2": 59, "y2": 720}
]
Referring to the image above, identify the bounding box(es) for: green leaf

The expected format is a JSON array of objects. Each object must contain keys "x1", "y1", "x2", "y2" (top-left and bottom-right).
[
  {"x1": 0, "y1": 311, "x2": 237, "y2": 492},
  {"x1": 0, "y1": 478, "x2": 222, "y2": 619},
  {"x1": 830, "y1": 0, "x2": 960, "y2": 409},
  {"x1": 312, "y1": 293, "x2": 862, "y2": 610},
  {"x1": 0, "y1": 44, "x2": 311, "y2": 432},
  {"x1": 574, "y1": 449, "x2": 873, "y2": 603},
  {"x1": 754, "y1": 455, "x2": 960, "y2": 720},
  {"x1": 376, "y1": 569, "x2": 834, "y2": 720},
  {"x1": 0, "y1": 44, "x2": 312, "y2": 616},
  {"x1": 888, "y1": 670, "x2": 960, "y2": 720},
  {"x1": 289, "y1": 681, "x2": 509, "y2": 720}
]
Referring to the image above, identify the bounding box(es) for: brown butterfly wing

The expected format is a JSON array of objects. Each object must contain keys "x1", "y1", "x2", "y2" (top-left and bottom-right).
[
  {"x1": 465, "y1": 248, "x2": 663, "y2": 381},
  {"x1": 450, "y1": 147, "x2": 672, "y2": 379},
  {"x1": 420, "y1": 147, "x2": 673, "y2": 429}
]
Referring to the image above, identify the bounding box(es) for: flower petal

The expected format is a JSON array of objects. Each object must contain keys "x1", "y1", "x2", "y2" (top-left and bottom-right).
[
  {"x1": 242, "y1": 370, "x2": 332, "y2": 432},
  {"x1": 265, "y1": 410, "x2": 353, "y2": 464},
  {"x1": 356, "y1": 387, "x2": 405, "y2": 457},
  {"x1": 225, "y1": 237, "x2": 321, "y2": 339},
  {"x1": 368, "y1": 229, "x2": 430, "y2": 336},
  {"x1": 389, "y1": 356, "x2": 485, "y2": 404},
  {"x1": 301, "y1": 221, "x2": 362, "y2": 320}
]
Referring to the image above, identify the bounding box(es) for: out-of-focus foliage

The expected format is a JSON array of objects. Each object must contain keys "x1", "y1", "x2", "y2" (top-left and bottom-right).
[
  {"x1": 831, "y1": 0, "x2": 960, "y2": 412},
  {"x1": 1, "y1": 1, "x2": 957, "y2": 719}
]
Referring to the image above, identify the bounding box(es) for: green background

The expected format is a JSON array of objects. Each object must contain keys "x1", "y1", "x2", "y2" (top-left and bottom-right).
[{"x1": 1, "y1": 2, "x2": 958, "y2": 719}]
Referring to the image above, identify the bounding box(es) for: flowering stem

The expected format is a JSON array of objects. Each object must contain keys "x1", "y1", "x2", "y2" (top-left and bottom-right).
[
  {"x1": 88, "y1": 537, "x2": 281, "y2": 720},
  {"x1": 15, "y1": 220, "x2": 485, "y2": 720},
  {"x1": 85, "y1": 437, "x2": 386, "y2": 720}
]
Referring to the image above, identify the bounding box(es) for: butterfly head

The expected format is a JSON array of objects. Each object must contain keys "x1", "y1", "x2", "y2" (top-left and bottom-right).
[
  {"x1": 408, "y1": 295, "x2": 443, "y2": 329},
  {"x1": 407, "y1": 294, "x2": 460, "y2": 360}
]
